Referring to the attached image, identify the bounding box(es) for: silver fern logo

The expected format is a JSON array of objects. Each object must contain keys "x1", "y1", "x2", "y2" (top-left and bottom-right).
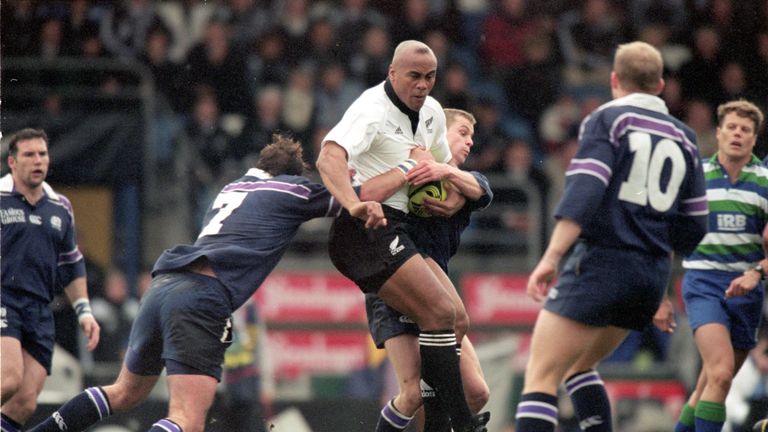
[{"x1": 389, "y1": 236, "x2": 405, "y2": 256}]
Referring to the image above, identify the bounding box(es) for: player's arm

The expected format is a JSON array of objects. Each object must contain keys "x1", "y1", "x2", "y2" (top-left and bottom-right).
[
  {"x1": 359, "y1": 147, "x2": 434, "y2": 202},
  {"x1": 317, "y1": 141, "x2": 386, "y2": 228},
  {"x1": 726, "y1": 223, "x2": 768, "y2": 298},
  {"x1": 63, "y1": 276, "x2": 101, "y2": 351},
  {"x1": 406, "y1": 161, "x2": 483, "y2": 200},
  {"x1": 527, "y1": 218, "x2": 582, "y2": 302}
]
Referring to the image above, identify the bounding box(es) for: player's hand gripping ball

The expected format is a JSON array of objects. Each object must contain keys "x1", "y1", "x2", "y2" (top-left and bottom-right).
[{"x1": 408, "y1": 180, "x2": 446, "y2": 217}]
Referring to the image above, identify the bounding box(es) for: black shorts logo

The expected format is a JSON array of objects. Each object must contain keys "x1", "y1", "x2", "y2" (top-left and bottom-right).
[{"x1": 220, "y1": 317, "x2": 233, "y2": 343}]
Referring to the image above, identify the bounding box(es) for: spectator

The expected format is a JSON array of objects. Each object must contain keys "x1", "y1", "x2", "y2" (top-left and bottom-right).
[
  {"x1": 99, "y1": 0, "x2": 158, "y2": 60},
  {"x1": 349, "y1": 24, "x2": 392, "y2": 87},
  {"x1": 299, "y1": 16, "x2": 342, "y2": 72},
  {"x1": 274, "y1": 0, "x2": 311, "y2": 64},
  {"x1": 557, "y1": 0, "x2": 625, "y2": 85},
  {"x1": 1, "y1": 0, "x2": 41, "y2": 56},
  {"x1": 281, "y1": 67, "x2": 316, "y2": 157},
  {"x1": 90, "y1": 268, "x2": 136, "y2": 363},
  {"x1": 154, "y1": 0, "x2": 217, "y2": 63},
  {"x1": 246, "y1": 30, "x2": 291, "y2": 90},
  {"x1": 184, "y1": 19, "x2": 252, "y2": 116},
  {"x1": 237, "y1": 85, "x2": 289, "y2": 161},
  {"x1": 217, "y1": 0, "x2": 270, "y2": 51},
  {"x1": 61, "y1": 0, "x2": 100, "y2": 56},
  {"x1": 678, "y1": 26, "x2": 724, "y2": 107},
  {"x1": 684, "y1": 99, "x2": 718, "y2": 158},
  {"x1": 331, "y1": 0, "x2": 388, "y2": 57},
  {"x1": 314, "y1": 61, "x2": 364, "y2": 130},
  {"x1": 174, "y1": 87, "x2": 237, "y2": 234},
  {"x1": 479, "y1": 0, "x2": 543, "y2": 76}
]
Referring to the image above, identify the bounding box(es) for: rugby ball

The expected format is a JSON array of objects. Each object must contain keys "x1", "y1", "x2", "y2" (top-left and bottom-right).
[
  {"x1": 754, "y1": 419, "x2": 768, "y2": 432},
  {"x1": 408, "y1": 180, "x2": 446, "y2": 217}
]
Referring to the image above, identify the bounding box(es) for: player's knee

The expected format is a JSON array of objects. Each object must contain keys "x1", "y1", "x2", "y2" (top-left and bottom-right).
[
  {"x1": 1, "y1": 370, "x2": 23, "y2": 401},
  {"x1": 9, "y1": 390, "x2": 39, "y2": 422},
  {"x1": 706, "y1": 366, "x2": 735, "y2": 392},
  {"x1": 424, "y1": 296, "x2": 456, "y2": 330},
  {"x1": 454, "y1": 310, "x2": 470, "y2": 339}
]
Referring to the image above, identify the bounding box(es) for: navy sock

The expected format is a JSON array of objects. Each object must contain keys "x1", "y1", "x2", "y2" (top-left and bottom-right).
[
  {"x1": 515, "y1": 392, "x2": 558, "y2": 432},
  {"x1": 674, "y1": 402, "x2": 695, "y2": 432},
  {"x1": 1, "y1": 413, "x2": 22, "y2": 432},
  {"x1": 147, "y1": 418, "x2": 183, "y2": 432},
  {"x1": 28, "y1": 387, "x2": 112, "y2": 432},
  {"x1": 565, "y1": 369, "x2": 612, "y2": 431},
  {"x1": 419, "y1": 330, "x2": 473, "y2": 431},
  {"x1": 421, "y1": 379, "x2": 451, "y2": 432},
  {"x1": 375, "y1": 399, "x2": 412, "y2": 431},
  {"x1": 694, "y1": 400, "x2": 725, "y2": 432}
]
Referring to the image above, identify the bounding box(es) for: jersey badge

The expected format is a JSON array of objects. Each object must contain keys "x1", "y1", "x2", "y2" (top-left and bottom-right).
[
  {"x1": 29, "y1": 214, "x2": 42, "y2": 225},
  {"x1": 0, "y1": 307, "x2": 7, "y2": 329},
  {"x1": 395, "y1": 126, "x2": 404, "y2": 135},
  {"x1": 425, "y1": 117, "x2": 433, "y2": 133},
  {"x1": 50, "y1": 215, "x2": 62, "y2": 231},
  {"x1": 389, "y1": 235, "x2": 405, "y2": 256}
]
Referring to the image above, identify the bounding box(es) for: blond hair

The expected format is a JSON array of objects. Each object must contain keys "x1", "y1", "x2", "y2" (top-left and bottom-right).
[
  {"x1": 444, "y1": 108, "x2": 476, "y2": 127},
  {"x1": 613, "y1": 41, "x2": 663, "y2": 93}
]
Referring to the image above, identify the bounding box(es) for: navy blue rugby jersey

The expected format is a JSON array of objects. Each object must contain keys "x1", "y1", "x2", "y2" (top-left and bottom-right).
[
  {"x1": 153, "y1": 168, "x2": 342, "y2": 309},
  {"x1": 555, "y1": 93, "x2": 708, "y2": 255},
  {"x1": 409, "y1": 171, "x2": 493, "y2": 272},
  {"x1": 0, "y1": 175, "x2": 85, "y2": 303}
]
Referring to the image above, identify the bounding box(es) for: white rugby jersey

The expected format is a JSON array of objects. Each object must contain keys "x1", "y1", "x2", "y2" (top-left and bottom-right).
[{"x1": 323, "y1": 80, "x2": 451, "y2": 212}]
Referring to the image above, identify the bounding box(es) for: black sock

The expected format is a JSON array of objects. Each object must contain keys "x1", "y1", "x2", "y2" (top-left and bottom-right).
[
  {"x1": 1, "y1": 413, "x2": 22, "y2": 432},
  {"x1": 421, "y1": 379, "x2": 451, "y2": 432},
  {"x1": 515, "y1": 392, "x2": 558, "y2": 432},
  {"x1": 565, "y1": 370, "x2": 611, "y2": 431},
  {"x1": 419, "y1": 330, "x2": 473, "y2": 431},
  {"x1": 27, "y1": 387, "x2": 112, "y2": 432}
]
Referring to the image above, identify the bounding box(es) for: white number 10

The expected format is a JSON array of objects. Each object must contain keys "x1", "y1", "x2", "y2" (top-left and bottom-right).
[{"x1": 618, "y1": 132, "x2": 686, "y2": 212}]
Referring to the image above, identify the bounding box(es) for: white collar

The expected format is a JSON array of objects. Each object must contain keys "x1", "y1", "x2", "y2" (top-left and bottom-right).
[
  {"x1": 0, "y1": 174, "x2": 58, "y2": 199},
  {"x1": 601, "y1": 93, "x2": 669, "y2": 115},
  {"x1": 245, "y1": 168, "x2": 273, "y2": 179}
]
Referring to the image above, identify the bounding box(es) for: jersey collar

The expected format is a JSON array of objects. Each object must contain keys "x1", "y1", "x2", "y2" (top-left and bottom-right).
[
  {"x1": 245, "y1": 168, "x2": 273, "y2": 179},
  {"x1": 603, "y1": 93, "x2": 669, "y2": 115},
  {"x1": 384, "y1": 79, "x2": 419, "y2": 135},
  {"x1": 0, "y1": 173, "x2": 58, "y2": 199}
]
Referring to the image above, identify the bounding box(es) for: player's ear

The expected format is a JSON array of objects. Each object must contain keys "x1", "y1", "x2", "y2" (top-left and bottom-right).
[{"x1": 655, "y1": 78, "x2": 665, "y2": 96}]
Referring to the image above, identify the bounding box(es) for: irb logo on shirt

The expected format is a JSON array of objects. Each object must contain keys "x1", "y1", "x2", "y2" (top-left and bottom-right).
[{"x1": 717, "y1": 214, "x2": 747, "y2": 232}]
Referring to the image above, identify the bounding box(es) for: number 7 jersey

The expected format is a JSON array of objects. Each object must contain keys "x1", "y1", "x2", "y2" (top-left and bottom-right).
[
  {"x1": 554, "y1": 93, "x2": 708, "y2": 255},
  {"x1": 153, "y1": 168, "x2": 342, "y2": 309}
]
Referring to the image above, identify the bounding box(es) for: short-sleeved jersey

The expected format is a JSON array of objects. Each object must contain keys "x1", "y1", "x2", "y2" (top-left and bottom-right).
[
  {"x1": 555, "y1": 93, "x2": 708, "y2": 255},
  {"x1": 409, "y1": 172, "x2": 493, "y2": 271},
  {"x1": 0, "y1": 174, "x2": 85, "y2": 304},
  {"x1": 683, "y1": 154, "x2": 768, "y2": 272},
  {"x1": 323, "y1": 80, "x2": 452, "y2": 212},
  {"x1": 153, "y1": 168, "x2": 342, "y2": 309}
]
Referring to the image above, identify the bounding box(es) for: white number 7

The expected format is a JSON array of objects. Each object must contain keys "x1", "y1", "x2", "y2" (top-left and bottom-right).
[{"x1": 198, "y1": 191, "x2": 248, "y2": 238}]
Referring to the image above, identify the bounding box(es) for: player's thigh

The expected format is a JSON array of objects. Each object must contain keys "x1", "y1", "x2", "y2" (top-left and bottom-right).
[
  {"x1": 425, "y1": 258, "x2": 468, "y2": 330},
  {"x1": 166, "y1": 373, "x2": 219, "y2": 431},
  {"x1": 523, "y1": 310, "x2": 608, "y2": 393},
  {"x1": 103, "y1": 363, "x2": 161, "y2": 411},
  {"x1": 1, "y1": 336, "x2": 23, "y2": 390},
  {"x1": 694, "y1": 323, "x2": 735, "y2": 372},
  {"x1": 379, "y1": 255, "x2": 455, "y2": 329},
  {"x1": 2, "y1": 349, "x2": 48, "y2": 417}
]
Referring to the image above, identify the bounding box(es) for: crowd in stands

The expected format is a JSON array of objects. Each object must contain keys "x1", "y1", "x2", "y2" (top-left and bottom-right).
[{"x1": 3, "y1": 0, "x2": 768, "y2": 235}]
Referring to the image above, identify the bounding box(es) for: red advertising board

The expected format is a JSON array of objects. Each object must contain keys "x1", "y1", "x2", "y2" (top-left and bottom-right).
[
  {"x1": 461, "y1": 273, "x2": 543, "y2": 326},
  {"x1": 267, "y1": 330, "x2": 371, "y2": 378},
  {"x1": 254, "y1": 272, "x2": 366, "y2": 323}
]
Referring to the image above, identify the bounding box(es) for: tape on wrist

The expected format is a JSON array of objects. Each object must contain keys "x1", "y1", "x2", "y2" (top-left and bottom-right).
[
  {"x1": 396, "y1": 159, "x2": 417, "y2": 175},
  {"x1": 72, "y1": 298, "x2": 93, "y2": 323}
]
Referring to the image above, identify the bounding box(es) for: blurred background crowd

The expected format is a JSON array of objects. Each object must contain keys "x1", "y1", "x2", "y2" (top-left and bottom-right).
[{"x1": 2, "y1": 0, "x2": 768, "y2": 430}]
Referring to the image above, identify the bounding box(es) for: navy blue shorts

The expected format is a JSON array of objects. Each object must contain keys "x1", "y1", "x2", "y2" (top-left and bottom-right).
[
  {"x1": 0, "y1": 293, "x2": 54, "y2": 374},
  {"x1": 125, "y1": 272, "x2": 233, "y2": 381},
  {"x1": 682, "y1": 269, "x2": 764, "y2": 351},
  {"x1": 544, "y1": 241, "x2": 671, "y2": 331},
  {"x1": 365, "y1": 293, "x2": 419, "y2": 348},
  {"x1": 329, "y1": 206, "x2": 419, "y2": 293}
]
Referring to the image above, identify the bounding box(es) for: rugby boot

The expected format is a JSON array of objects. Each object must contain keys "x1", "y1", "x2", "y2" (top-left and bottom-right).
[{"x1": 754, "y1": 419, "x2": 768, "y2": 432}]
